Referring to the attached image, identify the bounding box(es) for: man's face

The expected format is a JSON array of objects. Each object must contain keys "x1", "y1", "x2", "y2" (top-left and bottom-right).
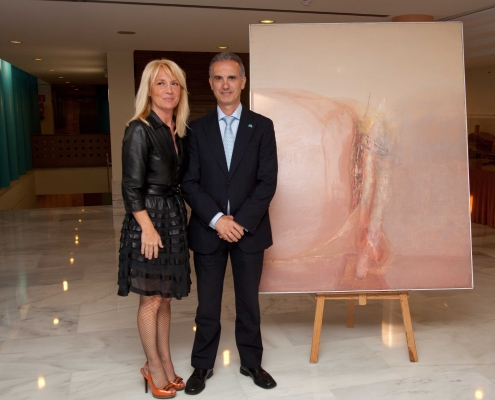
[{"x1": 209, "y1": 60, "x2": 246, "y2": 109}]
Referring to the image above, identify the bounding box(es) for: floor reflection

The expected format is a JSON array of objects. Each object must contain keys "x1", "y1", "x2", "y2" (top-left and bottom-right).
[{"x1": 0, "y1": 206, "x2": 494, "y2": 399}]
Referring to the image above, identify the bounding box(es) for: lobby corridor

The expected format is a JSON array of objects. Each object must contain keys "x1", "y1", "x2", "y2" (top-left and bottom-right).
[{"x1": 0, "y1": 206, "x2": 494, "y2": 399}]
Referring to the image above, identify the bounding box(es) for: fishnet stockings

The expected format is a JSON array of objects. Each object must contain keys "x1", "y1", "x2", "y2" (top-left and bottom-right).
[
  {"x1": 157, "y1": 298, "x2": 177, "y2": 381},
  {"x1": 137, "y1": 295, "x2": 177, "y2": 389}
]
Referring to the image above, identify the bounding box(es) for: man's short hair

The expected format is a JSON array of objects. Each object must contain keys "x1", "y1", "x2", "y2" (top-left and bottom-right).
[{"x1": 209, "y1": 52, "x2": 246, "y2": 78}]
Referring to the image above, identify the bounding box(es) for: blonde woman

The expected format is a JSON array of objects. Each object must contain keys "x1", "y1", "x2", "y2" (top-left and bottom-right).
[{"x1": 117, "y1": 59, "x2": 190, "y2": 399}]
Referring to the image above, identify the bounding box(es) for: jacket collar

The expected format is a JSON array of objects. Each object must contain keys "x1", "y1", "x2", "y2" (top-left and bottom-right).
[{"x1": 147, "y1": 109, "x2": 175, "y2": 131}]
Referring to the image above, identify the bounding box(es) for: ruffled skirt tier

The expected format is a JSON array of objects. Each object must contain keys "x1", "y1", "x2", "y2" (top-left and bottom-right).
[{"x1": 117, "y1": 194, "x2": 191, "y2": 299}]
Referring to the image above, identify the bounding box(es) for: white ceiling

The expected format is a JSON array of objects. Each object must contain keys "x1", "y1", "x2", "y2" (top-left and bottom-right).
[{"x1": 1, "y1": 0, "x2": 495, "y2": 85}]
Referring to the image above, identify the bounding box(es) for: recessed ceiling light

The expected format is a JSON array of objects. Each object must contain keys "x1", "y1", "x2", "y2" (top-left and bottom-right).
[
  {"x1": 217, "y1": 46, "x2": 228, "y2": 49},
  {"x1": 58, "y1": 76, "x2": 64, "y2": 79},
  {"x1": 9, "y1": 40, "x2": 22, "y2": 44},
  {"x1": 260, "y1": 20, "x2": 275, "y2": 24},
  {"x1": 65, "y1": 82, "x2": 70, "y2": 84},
  {"x1": 117, "y1": 31, "x2": 136, "y2": 35},
  {"x1": 33, "y1": 58, "x2": 43, "y2": 61},
  {"x1": 75, "y1": 89, "x2": 79, "y2": 91},
  {"x1": 48, "y1": 69, "x2": 55, "y2": 72}
]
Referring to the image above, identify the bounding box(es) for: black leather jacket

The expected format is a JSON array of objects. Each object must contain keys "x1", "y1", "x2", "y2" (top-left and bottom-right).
[{"x1": 121, "y1": 110, "x2": 189, "y2": 213}]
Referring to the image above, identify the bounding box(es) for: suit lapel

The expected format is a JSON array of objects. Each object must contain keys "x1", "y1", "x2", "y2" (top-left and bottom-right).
[
  {"x1": 229, "y1": 108, "x2": 256, "y2": 179},
  {"x1": 204, "y1": 111, "x2": 229, "y2": 177}
]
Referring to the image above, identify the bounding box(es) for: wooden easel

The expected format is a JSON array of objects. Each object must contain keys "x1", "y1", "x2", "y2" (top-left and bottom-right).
[{"x1": 310, "y1": 292, "x2": 418, "y2": 363}]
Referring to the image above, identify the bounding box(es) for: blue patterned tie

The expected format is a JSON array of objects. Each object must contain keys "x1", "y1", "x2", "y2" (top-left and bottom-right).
[{"x1": 223, "y1": 116, "x2": 235, "y2": 170}]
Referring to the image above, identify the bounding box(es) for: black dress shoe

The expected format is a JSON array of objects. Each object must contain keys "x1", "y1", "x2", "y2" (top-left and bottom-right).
[
  {"x1": 185, "y1": 368, "x2": 213, "y2": 395},
  {"x1": 239, "y1": 366, "x2": 277, "y2": 389}
]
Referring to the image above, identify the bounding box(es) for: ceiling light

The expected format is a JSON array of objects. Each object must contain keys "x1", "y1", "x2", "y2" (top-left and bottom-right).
[
  {"x1": 71, "y1": 86, "x2": 74, "y2": 87},
  {"x1": 75, "y1": 89, "x2": 79, "y2": 91},
  {"x1": 48, "y1": 69, "x2": 55, "y2": 72},
  {"x1": 260, "y1": 20, "x2": 275, "y2": 24},
  {"x1": 117, "y1": 31, "x2": 136, "y2": 35},
  {"x1": 65, "y1": 82, "x2": 70, "y2": 84},
  {"x1": 217, "y1": 46, "x2": 228, "y2": 49},
  {"x1": 58, "y1": 76, "x2": 64, "y2": 79},
  {"x1": 33, "y1": 58, "x2": 43, "y2": 61},
  {"x1": 9, "y1": 40, "x2": 22, "y2": 44}
]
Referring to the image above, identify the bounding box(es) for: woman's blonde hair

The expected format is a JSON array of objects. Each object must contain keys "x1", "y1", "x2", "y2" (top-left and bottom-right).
[{"x1": 129, "y1": 59, "x2": 189, "y2": 137}]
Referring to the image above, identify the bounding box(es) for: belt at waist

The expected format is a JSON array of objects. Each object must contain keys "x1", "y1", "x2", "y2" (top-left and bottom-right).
[{"x1": 145, "y1": 184, "x2": 180, "y2": 196}]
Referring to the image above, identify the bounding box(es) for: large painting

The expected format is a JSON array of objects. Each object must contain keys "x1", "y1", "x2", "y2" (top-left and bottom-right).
[{"x1": 250, "y1": 23, "x2": 473, "y2": 292}]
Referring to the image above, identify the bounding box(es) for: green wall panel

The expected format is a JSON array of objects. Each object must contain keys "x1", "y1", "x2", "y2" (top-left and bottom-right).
[
  {"x1": 0, "y1": 59, "x2": 39, "y2": 188},
  {"x1": 1, "y1": 60, "x2": 19, "y2": 182},
  {"x1": 0, "y1": 63, "x2": 10, "y2": 188},
  {"x1": 12, "y1": 66, "x2": 26, "y2": 176}
]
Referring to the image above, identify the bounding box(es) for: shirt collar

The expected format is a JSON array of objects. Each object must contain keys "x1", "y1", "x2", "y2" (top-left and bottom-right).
[{"x1": 217, "y1": 103, "x2": 242, "y2": 122}]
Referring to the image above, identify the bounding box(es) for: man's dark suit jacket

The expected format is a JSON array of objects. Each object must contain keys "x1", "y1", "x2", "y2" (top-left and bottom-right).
[{"x1": 181, "y1": 106, "x2": 278, "y2": 254}]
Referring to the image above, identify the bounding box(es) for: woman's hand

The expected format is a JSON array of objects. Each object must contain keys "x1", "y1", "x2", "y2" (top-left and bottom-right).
[
  {"x1": 133, "y1": 210, "x2": 164, "y2": 259},
  {"x1": 141, "y1": 227, "x2": 164, "y2": 259}
]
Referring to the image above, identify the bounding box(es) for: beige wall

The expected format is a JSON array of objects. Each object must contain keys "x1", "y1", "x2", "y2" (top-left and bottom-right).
[
  {"x1": 34, "y1": 167, "x2": 111, "y2": 195},
  {"x1": 0, "y1": 171, "x2": 37, "y2": 210},
  {"x1": 38, "y1": 82, "x2": 55, "y2": 135},
  {"x1": 107, "y1": 52, "x2": 135, "y2": 214},
  {"x1": 466, "y1": 66, "x2": 495, "y2": 134}
]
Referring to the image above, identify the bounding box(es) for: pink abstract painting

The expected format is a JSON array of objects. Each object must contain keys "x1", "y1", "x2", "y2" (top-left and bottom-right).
[{"x1": 250, "y1": 23, "x2": 473, "y2": 292}]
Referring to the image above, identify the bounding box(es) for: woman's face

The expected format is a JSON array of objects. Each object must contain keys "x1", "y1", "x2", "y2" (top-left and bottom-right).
[{"x1": 150, "y1": 67, "x2": 181, "y2": 115}]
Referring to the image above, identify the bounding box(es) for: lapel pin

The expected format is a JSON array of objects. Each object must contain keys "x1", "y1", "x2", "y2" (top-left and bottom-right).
[{"x1": 248, "y1": 124, "x2": 253, "y2": 128}]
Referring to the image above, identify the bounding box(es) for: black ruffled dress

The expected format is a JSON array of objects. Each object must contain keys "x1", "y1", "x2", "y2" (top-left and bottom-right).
[{"x1": 117, "y1": 111, "x2": 190, "y2": 299}]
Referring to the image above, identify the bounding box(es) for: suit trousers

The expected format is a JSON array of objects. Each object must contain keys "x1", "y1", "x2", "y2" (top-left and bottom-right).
[{"x1": 191, "y1": 241, "x2": 264, "y2": 369}]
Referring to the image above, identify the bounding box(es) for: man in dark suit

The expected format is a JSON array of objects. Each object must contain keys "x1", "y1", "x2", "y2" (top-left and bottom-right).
[{"x1": 181, "y1": 52, "x2": 278, "y2": 395}]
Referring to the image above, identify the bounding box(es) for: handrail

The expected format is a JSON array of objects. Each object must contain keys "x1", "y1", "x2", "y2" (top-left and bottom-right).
[{"x1": 106, "y1": 152, "x2": 112, "y2": 193}]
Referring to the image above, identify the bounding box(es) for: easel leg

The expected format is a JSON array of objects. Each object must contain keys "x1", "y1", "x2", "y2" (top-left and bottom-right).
[
  {"x1": 399, "y1": 293, "x2": 418, "y2": 362},
  {"x1": 310, "y1": 294, "x2": 326, "y2": 363},
  {"x1": 346, "y1": 300, "x2": 354, "y2": 328}
]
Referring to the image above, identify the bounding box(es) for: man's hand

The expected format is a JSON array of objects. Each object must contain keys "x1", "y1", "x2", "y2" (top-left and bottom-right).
[{"x1": 215, "y1": 215, "x2": 244, "y2": 242}]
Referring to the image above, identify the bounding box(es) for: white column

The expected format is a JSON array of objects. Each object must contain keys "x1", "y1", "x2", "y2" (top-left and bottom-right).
[{"x1": 107, "y1": 51, "x2": 135, "y2": 215}]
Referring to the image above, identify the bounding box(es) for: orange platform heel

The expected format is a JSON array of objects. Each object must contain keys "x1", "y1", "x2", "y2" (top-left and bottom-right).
[
  {"x1": 140, "y1": 368, "x2": 176, "y2": 399},
  {"x1": 170, "y1": 376, "x2": 185, "y2": 391}
]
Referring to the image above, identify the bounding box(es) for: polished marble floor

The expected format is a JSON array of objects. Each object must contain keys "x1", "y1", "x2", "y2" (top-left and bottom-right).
[{"x1": 0, "y1": 206, "x2": 494, "y2": 399}]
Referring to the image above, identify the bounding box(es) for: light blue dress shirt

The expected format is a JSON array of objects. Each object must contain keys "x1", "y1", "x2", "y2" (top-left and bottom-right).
[{"x1": 209, "y1": 103, "x2": 243, "y2": 229}]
